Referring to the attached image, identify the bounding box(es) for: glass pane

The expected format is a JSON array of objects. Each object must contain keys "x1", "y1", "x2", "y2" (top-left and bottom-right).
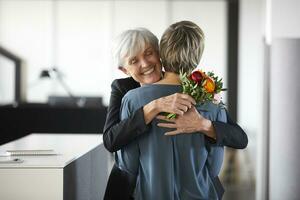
[{"x1": 0, "y1": 55, "x2": 15, "y2": 104}]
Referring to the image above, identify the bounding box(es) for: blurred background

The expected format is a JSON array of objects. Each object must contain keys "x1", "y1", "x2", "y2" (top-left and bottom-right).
[{"x1": 0, "y1": 0, "x2": 299, "y2": 199}]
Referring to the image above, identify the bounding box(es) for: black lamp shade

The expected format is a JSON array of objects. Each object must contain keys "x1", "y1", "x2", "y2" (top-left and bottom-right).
[{"x1": 39, "y1": 70, "x2": 51, "y2": 78}]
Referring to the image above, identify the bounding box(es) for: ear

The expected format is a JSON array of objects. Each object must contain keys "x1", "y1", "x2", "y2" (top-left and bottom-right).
[{"x1": 118, "y1": 66, "x2": 129, "y2": 75}]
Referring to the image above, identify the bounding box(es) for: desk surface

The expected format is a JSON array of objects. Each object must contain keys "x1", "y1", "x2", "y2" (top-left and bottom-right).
[{"x1": 0, "y1": 134, "x2": 103, "y2": 168}]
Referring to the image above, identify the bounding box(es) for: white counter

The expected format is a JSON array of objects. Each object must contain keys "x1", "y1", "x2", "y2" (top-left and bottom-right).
[{"x1": 0, "y1": 134, "x2": 112, "y2": 200}]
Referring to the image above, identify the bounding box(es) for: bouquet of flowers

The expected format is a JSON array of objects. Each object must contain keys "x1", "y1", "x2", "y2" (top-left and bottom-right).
[{"x1": 167, "y1": 69, "x2": 226, "y2": 119}]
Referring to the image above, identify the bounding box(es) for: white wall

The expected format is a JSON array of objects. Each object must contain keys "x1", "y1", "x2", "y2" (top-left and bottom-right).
[
  {"x1": 0, "y1": 0, "x2": 53, "y2": 102},
  {"x1": 0, "y1": 0, "x2": 227, "y2": 106},
  {"x1": 271, "y1": 0, "x2": 300, "y2": 39},
  {"x1": 170, "y1": 1, "x2": 228, "y2": 91},
  {"x1": 53, "y1": 1, "x2": 113, "y2": 102},
  {"x1": 269, "y1": 38, "x2": 300, "y2": 200},
  {"x1": 239, "y1": 0, "x2": 300, "y2": 199},
  {"x1": 239, "y1": 0, "x2": 265, "y2": 195},
  {"x1": 268, "y1": 0, "x2": 300, "y2": 199}
]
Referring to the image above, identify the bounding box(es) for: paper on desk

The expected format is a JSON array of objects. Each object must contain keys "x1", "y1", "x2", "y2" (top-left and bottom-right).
[{"x1": 3, "y1": 149, "x2": 58, "y2": 156}]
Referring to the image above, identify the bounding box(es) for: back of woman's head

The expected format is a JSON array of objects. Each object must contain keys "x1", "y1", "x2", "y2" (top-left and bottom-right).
[
  {"x1": 112, "y1": 28, "x2": 159, "y2": 67},
  {"x1": 159, "y1": 21, "x2": 205, "y2": 74}
]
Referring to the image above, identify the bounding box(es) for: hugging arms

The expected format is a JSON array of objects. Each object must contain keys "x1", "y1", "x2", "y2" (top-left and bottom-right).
[
  {"x1": 103, "y1": 26, "x2": 248, "y2": 199},
  {"x1": 103, "y1": 78, "x2": 248, "y2": 200},
  {"x1": 103, "y1": 78, "x2": 248, "y2": 153}
]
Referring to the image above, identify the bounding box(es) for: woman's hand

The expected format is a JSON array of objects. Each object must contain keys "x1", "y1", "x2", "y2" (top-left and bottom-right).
[
  {"x1": 155, "y1": 93, "x2": 196, "y2": 115},
  {"x1": 156, "y1": 106, "x2": 217, "y2": 139},
  {"x1": 143, "y1": 93, "x2": 196, "y2": 124}
]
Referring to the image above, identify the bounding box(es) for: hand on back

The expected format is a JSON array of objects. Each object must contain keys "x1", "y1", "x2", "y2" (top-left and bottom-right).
[{"x1": 155, "y1": 93, "x2": 196, "y2": 115}]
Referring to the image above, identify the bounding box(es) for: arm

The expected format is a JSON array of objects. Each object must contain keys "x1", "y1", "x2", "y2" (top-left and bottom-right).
[
  {"x1": 156, "y1": 107, "x2": 248, "y2": 149},
  {"x1": 103, "y1": 106, "x2": 148, "y2": 153},
  {"x1": 103, "y1": 79, "x2": 147, "y2": 153},
  {"x1": 212, "y1": 110, "x2": 248, "y2": 149},
  {"x1": 103, "y1": 79, "x2": 196, "y2": 152}
]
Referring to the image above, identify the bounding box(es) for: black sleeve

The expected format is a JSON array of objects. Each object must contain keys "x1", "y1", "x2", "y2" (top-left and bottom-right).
[
  {"x1": 211, "y1": 110, "x2": 248, "y2": 149},
  {"x1": 103, "y1": 79, "x2": 150, "y2": 153}
]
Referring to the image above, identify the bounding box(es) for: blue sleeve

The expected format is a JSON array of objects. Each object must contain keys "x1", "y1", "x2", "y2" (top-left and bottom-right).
[
  {"x1": 216, "y1": 107, "x2": 227, "y2": 123},
  {"x1": 120, "y1": 95, "x2": 132, "y2": 120},
  {"x1": 115, "y1": 95, "x2": 140, "y2": 176}
]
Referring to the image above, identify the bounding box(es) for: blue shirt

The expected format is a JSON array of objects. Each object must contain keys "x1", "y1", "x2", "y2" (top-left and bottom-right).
[{"x1": 116, "y1": 84, "x2": 227, "y2": 200}]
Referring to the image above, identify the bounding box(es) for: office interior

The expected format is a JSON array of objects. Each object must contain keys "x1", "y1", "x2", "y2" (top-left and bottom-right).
[{"x1": 0, "y1": 0, "x2": 299, "y2": 199}]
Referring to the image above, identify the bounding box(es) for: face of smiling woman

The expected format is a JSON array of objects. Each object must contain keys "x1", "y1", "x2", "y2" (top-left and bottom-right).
[{"x1": 119, "y1": 45, "x2": 162, "y2": 85}]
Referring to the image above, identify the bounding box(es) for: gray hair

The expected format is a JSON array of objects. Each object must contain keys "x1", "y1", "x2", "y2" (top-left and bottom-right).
[
  {"x1": 112, "y1": 28, "x2": 159, "y2": 67},
  {"x1": 160, "y1": 21, "x2": 205, "y2": 74}
]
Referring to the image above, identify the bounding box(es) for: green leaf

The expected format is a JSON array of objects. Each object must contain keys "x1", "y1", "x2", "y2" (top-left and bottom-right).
[{"x1": 167, "y1": 113, "x2": 177, "y2": 119}]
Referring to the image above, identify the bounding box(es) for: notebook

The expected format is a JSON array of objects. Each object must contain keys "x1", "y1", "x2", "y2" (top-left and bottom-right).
[{"x1": 5, "y1": 149, "x2": 58, "y2": 156}]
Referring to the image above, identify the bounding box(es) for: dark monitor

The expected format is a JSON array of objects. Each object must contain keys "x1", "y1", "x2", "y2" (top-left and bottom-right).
[{"x1": 48, "y1": 96, "x2": 103, "y2": 108}]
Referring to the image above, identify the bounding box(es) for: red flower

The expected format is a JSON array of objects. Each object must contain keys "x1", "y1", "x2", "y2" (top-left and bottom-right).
[{"x1": 190, "y1": 70, "x2": 204, "y2": 84}]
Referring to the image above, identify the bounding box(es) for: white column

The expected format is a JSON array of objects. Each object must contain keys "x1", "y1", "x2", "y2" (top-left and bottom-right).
[{"x1": 269, "y1": 38, "x2": 300, "y2": 199}]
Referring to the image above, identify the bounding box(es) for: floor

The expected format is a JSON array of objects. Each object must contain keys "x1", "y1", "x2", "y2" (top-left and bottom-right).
[
  {"x1": 223, "y1": 183, "x2": 255, "y2": 200},
  {"x1": 221, "y1": 148, "x2": 256, "y2": 200}
]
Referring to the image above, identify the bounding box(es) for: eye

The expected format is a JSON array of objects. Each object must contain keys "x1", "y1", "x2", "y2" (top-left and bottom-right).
[
  {"x1": 129, "y1": 58, "x2": 137, "y2": 65},
  {"x1": 145, "y1": 50, "x2": 153, "y2": 56}
]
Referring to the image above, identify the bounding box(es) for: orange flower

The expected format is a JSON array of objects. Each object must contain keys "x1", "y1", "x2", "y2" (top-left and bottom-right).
[{"x1": 203, "y1": 77, "x2": 215, "y2": 93}]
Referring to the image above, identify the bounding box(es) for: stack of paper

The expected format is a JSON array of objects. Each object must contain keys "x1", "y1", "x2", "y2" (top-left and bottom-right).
[{"x1": 5, "y1": 149, "x2": 58, "y2": 156}]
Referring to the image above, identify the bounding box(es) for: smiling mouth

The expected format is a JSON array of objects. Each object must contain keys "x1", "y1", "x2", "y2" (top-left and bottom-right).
[{"x1": 142, "y1": 67, "x2": 155, "y2": 75}]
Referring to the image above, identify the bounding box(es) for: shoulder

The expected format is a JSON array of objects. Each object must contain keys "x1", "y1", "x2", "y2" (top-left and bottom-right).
[
  {"x1": 120, "y1": 87, "x2": 142, "y2": 114},
  {"x1": 122, "y1": 86, "x2": 143, "y2": 101},
  {"x1": 197, "y1": 102, "x2": 224, "y2": 112},
  {"x1": 111, "y1": 77, "x2": 140, "y2": 95},
  {"x1": 111, "y1": 77, "x2": 139, "y2": 88},
  {"x1": 124, "y1": 84, "x2": 182, "y2": 103},
  {"x1": 122, "y1": 84, "x2": 161, "y2": 99},
  {"x1": 121, "y1": 85, "x2": 154, "y2": 109}
]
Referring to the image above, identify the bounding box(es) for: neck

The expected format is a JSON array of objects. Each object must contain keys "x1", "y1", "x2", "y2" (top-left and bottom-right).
[{"x1": 156, "y1": 72, "x2": 180, "y2": 85}]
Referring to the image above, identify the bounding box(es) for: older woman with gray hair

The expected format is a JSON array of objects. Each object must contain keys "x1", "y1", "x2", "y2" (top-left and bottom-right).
[{"x1": 103, "y1": 26, "x2": 247, "y2": 199}]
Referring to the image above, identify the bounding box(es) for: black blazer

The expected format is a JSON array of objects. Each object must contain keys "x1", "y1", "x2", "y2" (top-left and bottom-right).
[
  {"x1": 103, "y1": 77, "x2": 248, "y2": 200},
  {"x1": 103, "y1": 77, "x2": 149, "y2": 153}
]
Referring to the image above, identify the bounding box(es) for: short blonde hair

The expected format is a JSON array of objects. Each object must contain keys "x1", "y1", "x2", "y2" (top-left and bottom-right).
[
  {"x1": 112, "y1": 28, "x2": 159, "y2": 67},
  {"x1": 159, "y1": 21, "x2": 205, "y2": 74}
]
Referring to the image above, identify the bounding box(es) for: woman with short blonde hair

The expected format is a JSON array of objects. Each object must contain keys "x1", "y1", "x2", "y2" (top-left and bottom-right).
[{"x1": 160, "y1": 20, "x2": 205, "y2": 74}]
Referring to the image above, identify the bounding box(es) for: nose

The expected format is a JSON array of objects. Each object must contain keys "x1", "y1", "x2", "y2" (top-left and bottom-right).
[{"x1": 140, "y1": 57, "x2": 150, "y2": 68}]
